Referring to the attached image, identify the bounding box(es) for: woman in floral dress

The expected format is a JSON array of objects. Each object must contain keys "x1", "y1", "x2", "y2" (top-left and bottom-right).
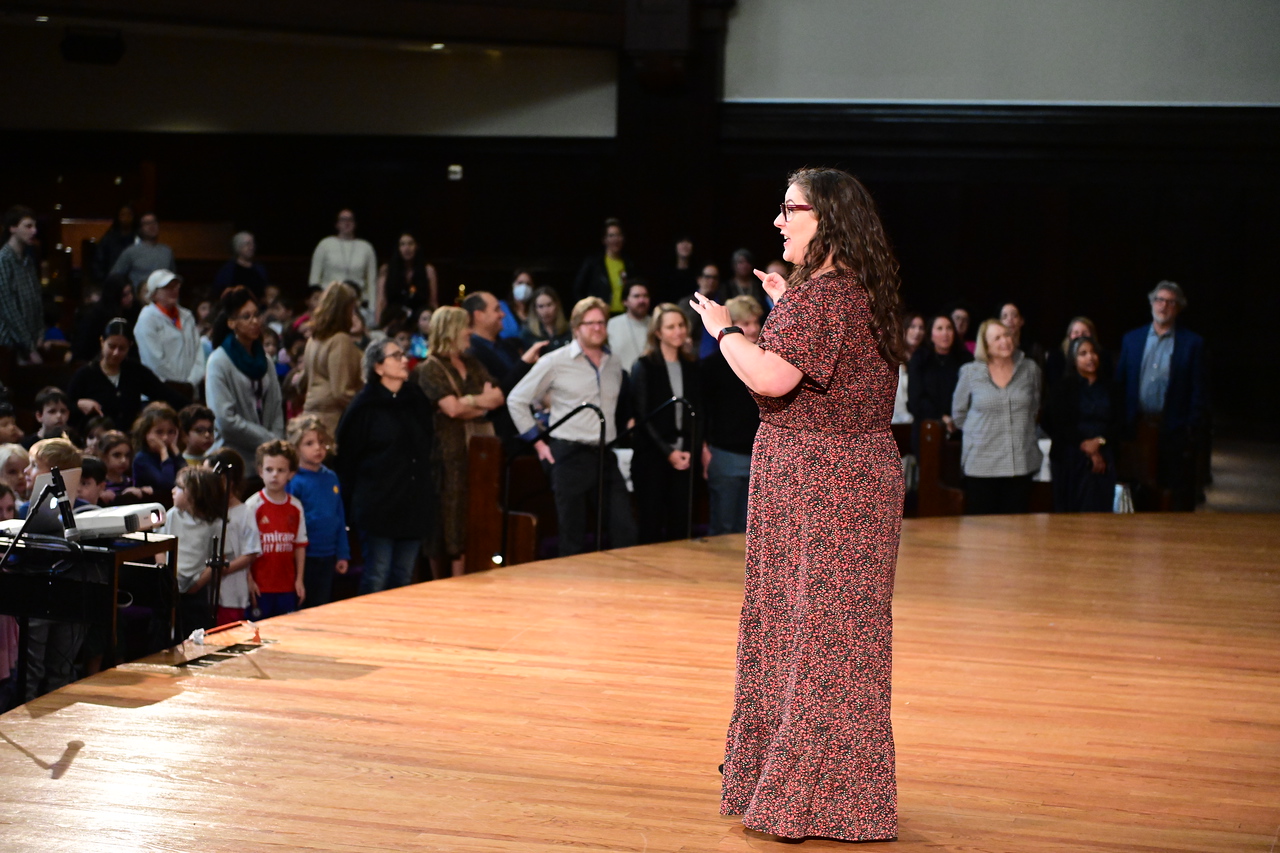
[{"x1": 690, "y1": 167, "x2": 907, "y2": 843}]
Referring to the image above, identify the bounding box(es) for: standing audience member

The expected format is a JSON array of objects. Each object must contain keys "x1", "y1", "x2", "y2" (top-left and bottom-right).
[
  {"x1": 310, "y1": 209, "x2": 378, "y2": 324},
  {"x1": 521, "y1": 286, "x2": 570, "y2": 350},
  {"x1": 301, "y1": 281, "x2": 365, "y2": 441},
  {"x1": 893, "y1": 313, "x2": 926, "y2": 424},
  {"x1": 499, "y1": 270, "x2": 535, "y2": 341},
  {"x1": 466, "y1": 291, "x2": 546, "y2": 453},
  {"x1": 414, "y1": 307, "x2": 504, "y2": 578},
  {"x1": 180, "y1": 404, "x2": 217, "y2": 466},
  {"x1": 949, "y1": 303, "x2": 975, "y2": 354},
  {"x1": 378, "y1": 232, "x2": 438, "y2": 321},
  {"x1": 68, "y1": 318, "x2": 189, "y2": 434},
  {"x1": 1114, "y1": 280, "x2": 1209, "y2": 510},
  {"x1": 131, "y1": 402, "x2": 185, "y2": 507},
  {"x1": 998, "y1": 301, "x2": 1045, "y2": 366},
  {"x1": 573, "y1": 218, "x2": 632, "y2": 312},
  {"x1": 212, "y1": 231, "x2": 268, "y2": 301},
  {"x1": 72, "y1": 275, "x2": 139, "y2": 361},
  {"x1": 907, "y1": 314, "x2": 973, "y2": 452},
  {"x1": 134, "y1": 270, "x2": 206, "y2": 387},
  {"x1": 1045, "y1": 337, "x2": 1120, "y2": 512},
  {"x1": 162, "y1": 465, "x2": 226, "y2": 636},
  {"x1": 408, "y1": 306, "x2": 432, "y2": 361},
  {"x1": 110, "y1": 212, "x2": 175, "y2": 290},
  {"x1": 678, "y1": 264, "x2": 725, "y2": 358},
  {"x1": 21, "y1": 387, "x2": 74, "y2": 449},
  {"x1": 507, "y1": 296, "x2": 637, "y2": 556},
  {"x1": 630, "y1": 304, "x2": 701, "y2": 544},
  {"x1": 286, "y1": 417, "x2": 350, "y2": 607},
  {"x1": 606, "y1": 279, "x2": 652, "y2": 374},
  {"x1": 699, "y1": 295, "x2": 763, "y2": 535},
  {"x1": 246, "y1": 440, "x2": 307, "y2": 617},
  {"x1": 0, "y1": 205, "x2": 44, "y2": 365},
  {"x1": 725, "y1": 248, "x2": 770, "y2": 309},
  {"x1": 663, "y1": 236, "x2": 697, "y2": 303},
  {"x1": 0, "y1": 403, "x2": 21, "y2": 445},
  {"x1": 336, "y1": 339, "x2": 437, "y2": 595},
  {"x1": 91, "y1": 205, "x2": 136, "y2": 284},
  {"x1": 952, "y1": 319, "x2": 1043, "y2": 515},
  {"x1": 1046, "y1": 316, "x2": 1107, "y2": 390},
  {"x1": 0, "y1": 444, "x2": 29, "y2": 499},
  {"x1": 206, "y1": 286, "x2": 285, "y2": 468},
  {"x1": 202, "y1": 448, "x2": 261, "y2": 626}
]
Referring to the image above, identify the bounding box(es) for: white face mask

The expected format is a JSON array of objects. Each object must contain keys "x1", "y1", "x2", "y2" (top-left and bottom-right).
[{"x1": 512, "y1": 283, "x2": 532, "y2": 302}]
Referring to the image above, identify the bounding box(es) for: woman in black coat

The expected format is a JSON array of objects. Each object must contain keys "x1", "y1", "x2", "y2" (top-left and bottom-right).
[
  {"x1": 67, "y1": 318, "x2": 190, "y2": 434},
  {"x1": 629, "y1": 304, "x2": 702, "y2": 544},
  {"x1": 906, "y1": 314, "x2": 973, "y2": 453},
  {"x1": 336, "y1": 337, "x2": 437, "y2": 594},
  {"x1": 1043, "y1": 336, "x2": 1122, "y2": 512}
]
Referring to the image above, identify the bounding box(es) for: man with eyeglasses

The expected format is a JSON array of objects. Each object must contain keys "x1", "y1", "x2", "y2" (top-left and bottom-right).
[
  {"x1": 464, "y1": 291, "x2": 547, "y2": 454},
  {"x1": 507, "y1": 296, "x2": 637, "y2": 556},
  {"x1": 1116, "y1": 280, "x2": 1208, "y2": 509},
  {"x1": 678, "y1": 263, "x2": 725, "y2": 359}
]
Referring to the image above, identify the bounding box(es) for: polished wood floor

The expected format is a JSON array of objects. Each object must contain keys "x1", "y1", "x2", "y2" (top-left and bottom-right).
[{"x1": 2, "y1": 514, "x2": 1278, "y2": 852}]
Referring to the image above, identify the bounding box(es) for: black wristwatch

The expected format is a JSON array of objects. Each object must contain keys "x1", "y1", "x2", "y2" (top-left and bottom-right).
[{"x1": 717, "y1": 325, "x2": 744, "y2": 343}]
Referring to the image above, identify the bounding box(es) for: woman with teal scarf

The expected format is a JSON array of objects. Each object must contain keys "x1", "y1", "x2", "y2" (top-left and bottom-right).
[{"x1": 206, "y1": 286, "x2": 285, "y2": 470}]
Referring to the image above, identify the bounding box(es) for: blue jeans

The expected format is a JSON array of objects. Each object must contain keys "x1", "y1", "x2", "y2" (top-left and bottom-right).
[
  {"x1": 360, "y1": 535, "x2": 420, "y2": 595},
  {"x1": 707, "y1": 446, "x2": 751, "y2": 536}
]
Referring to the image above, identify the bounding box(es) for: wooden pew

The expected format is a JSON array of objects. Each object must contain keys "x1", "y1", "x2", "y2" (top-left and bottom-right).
[
  {"x1": 916, "y1": 418, "x2": 965, "y2": 517},
  {"x1": 464, "y1": 436, "x2": 538, "y2": 574}
]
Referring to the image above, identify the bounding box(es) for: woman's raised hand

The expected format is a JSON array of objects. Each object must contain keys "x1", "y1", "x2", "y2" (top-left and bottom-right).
[{"x1": 754, "y1": 268, "x2": 787, "y2": 303}]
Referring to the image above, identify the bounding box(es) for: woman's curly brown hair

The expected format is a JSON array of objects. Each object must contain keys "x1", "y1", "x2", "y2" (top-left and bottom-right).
[{"x1": 785, "y1": 167, "x2": 907, "y2": 365}]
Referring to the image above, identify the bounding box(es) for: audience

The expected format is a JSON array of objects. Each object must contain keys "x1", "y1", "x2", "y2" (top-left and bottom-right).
[
  {"x1": 135, "y1": 269, "x2": 206, "y2": 387},
  {"x1": 206, "y1": 286, "x2": 286, "y2": 467},
  {"x1": 301, "y1": 281, "x2": 365, "y2": 441},
  {"x1": 310, "y1": 209, "x2": 378, "y2": 324},
  {"x1": 336, "y1": 339, "x2": 436, "y2": 594},
  {"x1": 1115, "y1": 281, "x2": 1208, "y2": 510},
  {"x1": 161, "y1": 464, "x2": 226, "y2": 635},
  {"x1": 499, "y1": 270, "x2": 535, "y2": 341},
  {"x1": 180, "y1": 404, "x2": 217, "y2": 467},
  {"x1": 111, "y1": 212, "x2": 175, "y2": 291},
  {"x1": 949, "y1": 303, "x2": 975, "y2": 354},
  {"x1": 67, "y1": 317, "x2": 189, "y2": 434},
  {"x1": 202, "y1": 447, "x2": 261, "y2": 626},
  {"x1": 72, "y1": 275, "x2": 139, "y2": 361},
  {"x1": 131, "y1": 402, "x2": 186, "y2": 507},
  {"x1": 725, "y1": 248, "x2": 769, "y2": 309},
  {"x1": 952, "y1": 319, "x2": 1044, "y2": 515},
  {"x1": 522, "y1": 286, "x2": 570, "y2": 350},
  {"x1": 894, "y1": 313, "x2": 926, "y2": 425},
  {"x1": 573, "y1": 218, "x2": 632, "y2": 312},
  {"x1": 507, "y1": 296, "x2": 637, "y2": 556},
  {"x1": 664, "y1": 236, "x2": 697, "y2": 304},
  {"x1": 630, "y1": 303, "x2": 701, "y2": 544},
  {"x1": 91, "y1": 205, "x2": 136, "y2": 284},
  {"x1": 21, "y1": 386, "x2": 74, "y2": 449},
  {"x1": 285, "y1": 417, "x2": 349, "y2": 608},
  {"x1": 0, "y1": 205, "x2": 44, "y2": 365},
  {"x1": 414, "y1": 306, "x2": 504, "y2": 578},
  {"x1": 98, "y1": 430, "x2": 150, "y2": 505},
  {"x1": 907, "y1": 314, "x2": 973, "y2": 452},
  {"x1": 212, "y1": 231, "x2": 268, "y2": 300},
  {"x1": 606, "y1": 279, "x2": 652, "y2": 375},
  {"x1": 466, "y1": 290, "x2": 546, "y2": 454},
  {"x1": 378, "y1": 232, "x2": 438, "y2": 319},
  {"x1": 1045, "y1": 336, "x2": 1121, "y2": 512},
  {"x1": 246, "y1": 440, "x2": 308, "y2": 618},
  {"x1": 699, "y1": 295, "x2": 763, "y2": 535},
  {"x1": 678, "y1": 263, "x2": 724, "y2": 358}
]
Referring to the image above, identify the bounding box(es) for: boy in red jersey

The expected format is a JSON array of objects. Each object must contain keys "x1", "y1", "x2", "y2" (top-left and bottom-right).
[{"x1": 245, "y1": 440, "x2": 307, "y2": 618}]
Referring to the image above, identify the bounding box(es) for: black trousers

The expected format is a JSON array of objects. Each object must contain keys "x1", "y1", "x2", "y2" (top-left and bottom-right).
[
  {"x1": 964, "y1": 474, "x2": 1034, "y2": 515},
  {"x1": 632, "y1": 449, "x2": 693, "y2": 544},
  {"x1": 549, "y1": 440, "x2": 637, "y2": 556}
]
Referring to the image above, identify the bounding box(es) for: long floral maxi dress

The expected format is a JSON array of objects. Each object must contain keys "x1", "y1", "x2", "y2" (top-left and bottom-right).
[{"x1": 720, "y1": 271, "x2": 904, "y2": 842}]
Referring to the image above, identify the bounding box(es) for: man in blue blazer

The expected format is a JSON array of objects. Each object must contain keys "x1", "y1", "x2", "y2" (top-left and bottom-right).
[{"x1": 1115, "y1": 281, "x2": 1209, "y2": 509}]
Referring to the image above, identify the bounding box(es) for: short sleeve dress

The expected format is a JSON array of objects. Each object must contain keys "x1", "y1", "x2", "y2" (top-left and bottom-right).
[
  {"x1": 720, "y1": 271, "x2": 904, "y2": 842},
  {"x1": 414, "y1": 354, "x2": 495, "y2": 558}
]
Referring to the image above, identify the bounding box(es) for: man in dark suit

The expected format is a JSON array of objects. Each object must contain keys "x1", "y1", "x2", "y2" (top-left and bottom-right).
[
  {"x1": 1115, "y1": 280, "x2": 1209, "y2": 509},
  {"x1": 572, "y1": 218, "x2": 632, "y2": 313}
]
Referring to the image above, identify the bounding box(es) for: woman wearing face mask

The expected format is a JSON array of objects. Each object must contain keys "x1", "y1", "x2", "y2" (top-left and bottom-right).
[
  {"x1": 499, "y1": 270, "x2": 535, "y2": 341},
  {"x1": 377, "y1": 232, "x2": 438, "y2": 321},
  {"x1": 67, "y1": 318, "x2": 190, "y2": 434},
  {"x1": 1044, "y1": 336, "x2": 1121, "y2": 512}
]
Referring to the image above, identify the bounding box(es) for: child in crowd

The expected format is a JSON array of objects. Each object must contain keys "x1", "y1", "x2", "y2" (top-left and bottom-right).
[
  {"x1": 0, "y1": 483, "x2": 16, "y2": 520},
  {"x1": 265, "y1": 297, "x2": 294, "y2": 337},
  {"x1": 21, "y1": 387, "x2": 75, "y2": 450},
  {"x1": 281, "y1": 330, "x2": 310, "y2": 421},
  {"x1": 76, "y1": 456, "x2": 108, "y2": 507},
  {"x1": 98, "y1": 430, "x2": 152, "y2": 505},
  {"x1": 161, "y1": 466, "x2": 226, "y2": 636},
  {"x1": 179, "y1": 404, "x2": 216, "y2": 467},
  {"x1": 83, "y1": 416, "x2": 116, "y2": 456},
  {"x1": 131, "y1": 403, "x2": 185, "y2": 507},
  {"x1": 262, "y1": 326, "x2": 289, "y2": 380},
  {"x1": 0, "y1": 444, "x2": 29, "y2": 500},
  {"x1": 19, "y1": 438, "x2": 85, "y2": 700},
  {"x1": 246, "y1": 440, "x2": 307, "y2": 618},
  {"x1": 0, "y1": 402, "x2": 23, "y2": 444},
  {"x1": 286, "y1": 416, "x2": 349, "y2": 608},
  {"x1": 203, "y1": 448, "x2": 262, "y2": 626},
  {"x1": 408, "y1": 307, "x2": 432, "y2": 361}
]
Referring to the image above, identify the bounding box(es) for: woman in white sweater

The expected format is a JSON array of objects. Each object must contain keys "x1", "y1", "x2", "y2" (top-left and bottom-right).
[
  {"x1": 134, "y1": 269, "x2": 205, "y2": 386},
  {"x1": 205, "y1": 286, "x2": 284, "y2": 468}
]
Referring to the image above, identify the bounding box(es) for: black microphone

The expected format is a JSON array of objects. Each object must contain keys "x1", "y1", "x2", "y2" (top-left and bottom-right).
[{"x1": 49, "y1": 466, "x2": 80, "y2": 539}]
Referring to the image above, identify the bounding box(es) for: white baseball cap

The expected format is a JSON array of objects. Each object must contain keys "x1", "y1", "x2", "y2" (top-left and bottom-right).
[{"x1": 146, "y1": 269, "x2": 183, "y2": 291}]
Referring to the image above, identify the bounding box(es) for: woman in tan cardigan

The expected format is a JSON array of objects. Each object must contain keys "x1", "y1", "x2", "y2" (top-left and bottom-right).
[{"x1": 302, "y1": 281, "x2": 364, "y2": 439}]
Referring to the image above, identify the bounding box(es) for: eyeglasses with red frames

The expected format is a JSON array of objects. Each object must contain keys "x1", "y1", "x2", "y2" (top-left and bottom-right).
[{"x1": 779, "y1": 202, "x2": 814, "y2": 222}]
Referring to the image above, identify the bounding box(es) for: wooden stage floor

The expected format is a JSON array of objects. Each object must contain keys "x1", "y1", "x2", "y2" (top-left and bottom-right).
[{"x1": 2, "y1": 514, "x2": 1278, "y2": 852}]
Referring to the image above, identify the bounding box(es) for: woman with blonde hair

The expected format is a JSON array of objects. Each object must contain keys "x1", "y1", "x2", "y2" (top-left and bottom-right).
[
  {"x1": 302, "y1": 281, "x2": 365, "y2": 439},
  {"x1": 630, "y1": 303, "x2": 701, "y2": 544},
  {"x1": 412, "y1": 306, "x2": 504, "y2": 577}
]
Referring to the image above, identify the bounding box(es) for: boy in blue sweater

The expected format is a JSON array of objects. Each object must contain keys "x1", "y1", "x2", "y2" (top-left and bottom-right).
[{"x1": 286, "y1": 416, "x2": 349, "y2": 607}]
